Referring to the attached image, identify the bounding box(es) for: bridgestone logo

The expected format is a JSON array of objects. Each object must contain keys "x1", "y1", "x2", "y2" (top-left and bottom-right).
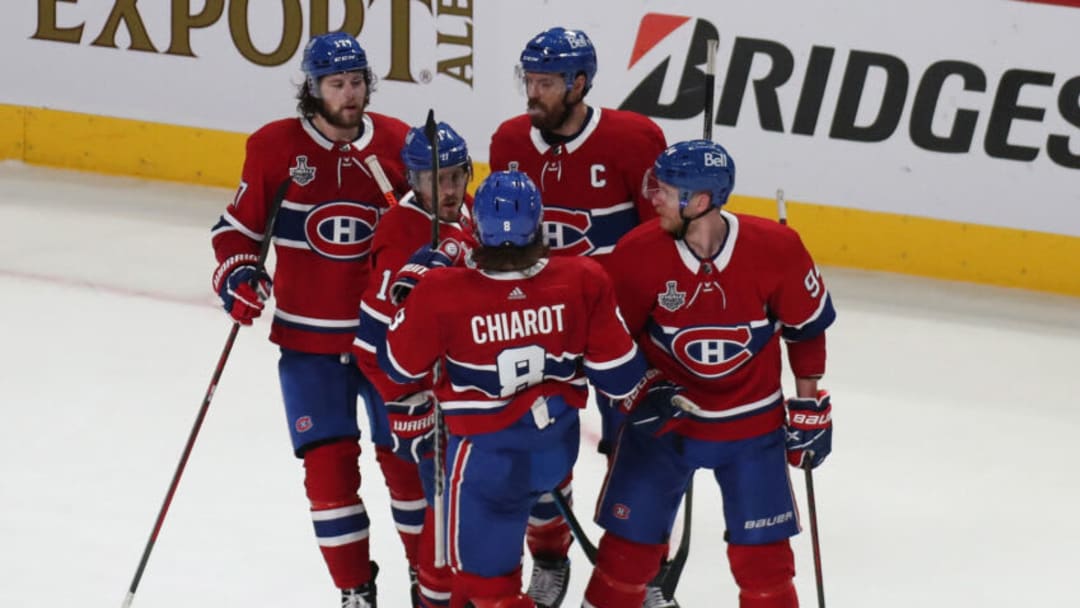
[{"x1": 621, "y1": 16, "x2": 1080, "y2": 170}]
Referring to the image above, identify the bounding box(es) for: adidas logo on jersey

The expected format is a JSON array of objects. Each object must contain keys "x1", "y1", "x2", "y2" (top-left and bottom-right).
[{"x1": 508, "y1": 287, "x2": 526, "y2": 300}]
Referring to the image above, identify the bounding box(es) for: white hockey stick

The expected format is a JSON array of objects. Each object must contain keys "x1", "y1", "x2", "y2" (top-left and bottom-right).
[{"x1": 363, "y1": 154, "x2": 399, "y2": 207}]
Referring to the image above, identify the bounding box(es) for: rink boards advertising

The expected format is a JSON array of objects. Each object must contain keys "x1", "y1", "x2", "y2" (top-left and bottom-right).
[{"x1": 1, "y1": 0, "x2": 1078, "y2": 296}]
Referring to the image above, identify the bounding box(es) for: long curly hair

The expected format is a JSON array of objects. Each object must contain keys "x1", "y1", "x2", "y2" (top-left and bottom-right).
[{"x1": 295, "y1": 68, "x2": 375, "y2": 118}]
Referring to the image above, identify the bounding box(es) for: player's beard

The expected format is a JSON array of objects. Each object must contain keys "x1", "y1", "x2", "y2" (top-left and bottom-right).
[
  {"x1": 436, "y1": 199, "x2": 462, "y2": 223},
  {"x1": 527, "y1": 96, "x2": 576, "y2": 132},
  {"x1": 423, "y1": 192, "x2": 462, "y2": 223},
  {"x1": 316, "y1": 96, "x2": 367, "y2": 130}
]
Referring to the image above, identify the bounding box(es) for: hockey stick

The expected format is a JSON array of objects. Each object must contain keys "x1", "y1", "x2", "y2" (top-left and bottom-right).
[
  {"x1": 655, "y1": 37, "x2": 719, "y2": 601},
  {"x1": 803, "y1": 459, "x2": 826, "y2": 608},
  {"x1": 122, "y1": 177, "x2": 290, "y2": 608},
  {"x1": 702, "y1": 38, "x2": 718, "y2": 140},
  {"x1": 363, "y1": 154, "x2": 399, "y2": 208},
  {"x1": 776, "y1": 190, "x2": 826, "y2": 608},
  {"x1": 551, "y1": 489, "x2": 598, "y2": 564},
  {"x1": 425, "y1": 109, "x2": 450, "y2": 569},
  {"x1": 659, "y1": 478, "x2": 693, "y2": 599}
]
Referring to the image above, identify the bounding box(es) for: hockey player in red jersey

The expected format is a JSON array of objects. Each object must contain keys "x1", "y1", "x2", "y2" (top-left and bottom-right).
[
  {"x1": 490, "y1": 27, "x2": 666, "y2": 260},
  {"x1": 209, "y1": 32, "x2": 409, "y2": 607},
  {"x1": 353, "y1": 121, "x2": 477, "y2": 607},
  {"x1": 379, "y1": 171, "x2": 649, "y2": 608},
  {"x1": 583, "y1": 140, "x2": 837, "y2": 608},
  {"x1": 488, "y1": 28, "x2": 669, "y2": 602}
]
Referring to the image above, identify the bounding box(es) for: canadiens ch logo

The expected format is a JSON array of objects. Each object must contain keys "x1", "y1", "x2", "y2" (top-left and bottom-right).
[
  {"x1": 290, "y1": 155, "x2": 316, "y2": 186},
  {"x1": 657, "y1": 281, "x2": 686, "y2": 311},
  {"x1": 670, "y1": 325, "x2": 753, "y2": 378},
  {"x1": 542, "y1": 207, "x2": 595, "y2": 255},
  {"x1": 295, "y1": 416, "x2": 313, "y2": 433},
  {"x1": 304, "y1": 201, "x2": 379, "y2": 260}
]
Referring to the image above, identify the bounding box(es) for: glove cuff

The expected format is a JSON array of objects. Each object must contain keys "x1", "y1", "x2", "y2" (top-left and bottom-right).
[
  {"x1": 387, "y1": 391, "x2": 432, "y2": 413},
  {"x1": 212, "y1": 253, "x2": 260, "y2": 294},
  {"x1": 620, "y1": 368, "x2": 663, "y2": 414}
]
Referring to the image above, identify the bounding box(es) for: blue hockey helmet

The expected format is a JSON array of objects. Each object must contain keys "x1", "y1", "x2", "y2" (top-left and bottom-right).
[
  {"x1": 519, "y1": 27, "x2": 597, "y2": 91},
  {"x1": 647, "y1": 140, "x2": 736, "y2": 208},
  {"x1": 302, "y1": 32, "x2": 369, "y2": 95},
  {"x1": 473, "y1": 171, "x2": 544, "y2": 247},
  {"x1": 401, "y1": 122, "x2": 471, "y2": 172}
]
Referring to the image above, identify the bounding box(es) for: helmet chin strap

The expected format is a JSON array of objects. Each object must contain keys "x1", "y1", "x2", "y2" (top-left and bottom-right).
[{"x1": 675, "y1": 196, "x2": 716, "y2": 240}]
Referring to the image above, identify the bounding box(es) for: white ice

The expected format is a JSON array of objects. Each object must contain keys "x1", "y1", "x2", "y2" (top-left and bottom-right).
[{"x1": 1, "y1": 162, "x2": 1078, "y2": 607}]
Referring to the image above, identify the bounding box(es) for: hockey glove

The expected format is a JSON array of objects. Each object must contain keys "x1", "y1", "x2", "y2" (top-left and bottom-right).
[
  {"x1": 620, "y1": 369, "x2": 690, "y2": 437},
  {"x1": 785, "y1": 390, "x2": 833, "y2": 469},
  {"x1": 212, "y1": 254, "x2": 273, "y2": 326},
  {"x1": 386, "y1": 392, "x2": 437, "y2": 462},
  {"x1": 389, "y1": 239, "x2": 464, "y2": 306}
]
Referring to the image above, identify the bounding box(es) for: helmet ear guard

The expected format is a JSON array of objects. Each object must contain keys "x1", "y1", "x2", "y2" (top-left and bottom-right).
[
  {"x1": 650, "y1": 140, "x2": 736, "y2": 209},
  {"x1": 302, "y1": 32, "x2": 370, "y2": 98},
  {"x1": 472, "y1": 171, "x2": 544, "y2": 248},
  {"x1": 518, "y1": 27, "x2": 598, "y2": 93}
]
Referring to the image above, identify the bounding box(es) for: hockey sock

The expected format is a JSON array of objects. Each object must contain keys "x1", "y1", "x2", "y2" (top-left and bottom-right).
[
  {"x1": 582, "y1": 533, "x2": 666, "y2": 607},
  {"x1": 303, "y1": 440, "x2": 372, "y2": 589},
  {"x1": 526, "y1": 476, "x2": 573, "y2": 559},
  {"x1": 417, "y1": 502, "x2": 452, "y2": 607},
  {"x1": 452, "y1": 567, "x2": 532, "y2": 608},
  {"x1": 728, "y1": 540, "x2": 797, "y2": 608},
  {"x1": 374, "y1": 444, "x2": 426, "y2": 566}
]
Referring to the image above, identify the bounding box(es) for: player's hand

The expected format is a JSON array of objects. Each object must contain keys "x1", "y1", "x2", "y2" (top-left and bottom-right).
[
  {"x1": 389, "y1": 239, "x2": 464, "y2": 306},
  {"x1": 213, "y1": 254, "x2": 272, "y2": 325},
  {"x1": 386, "y1": 391, "x2": 437, "y2": 462},
  {"x1": 620, "y1": 369, "x2": 689, "y2": 436},
  {"x1": 785, "y1": 390, "x2": 833, "y2": 469}
]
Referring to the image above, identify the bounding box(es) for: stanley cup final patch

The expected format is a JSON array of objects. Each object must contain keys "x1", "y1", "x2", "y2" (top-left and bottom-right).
[
  {"x1": 657, "y1": 280, "x2": 686, "y2": 312},
  {"x1": 290, "y1": 155, "x2": 316, "y2": 186}
]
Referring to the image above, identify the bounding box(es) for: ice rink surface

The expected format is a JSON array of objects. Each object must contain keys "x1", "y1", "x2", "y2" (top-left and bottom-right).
[{"x1": 1, "y1": 161, "x2": 1078, "y2": 607}]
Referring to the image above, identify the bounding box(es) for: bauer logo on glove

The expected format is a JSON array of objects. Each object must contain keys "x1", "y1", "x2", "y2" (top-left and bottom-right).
[{"x1": 785, "y1": 390, "x2": 833, "y2": 469}]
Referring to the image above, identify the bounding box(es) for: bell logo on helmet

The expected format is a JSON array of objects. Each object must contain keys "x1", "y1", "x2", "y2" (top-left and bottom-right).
[
  {"x1": 519, "y1": 27, "x2": 598, "y2": 90},
  {"x1": 567, "y1": 34, "x2": 591, "y2": 49},
  {"x1": 704, "y1": 152, "x2": 728, "y2": 167}
]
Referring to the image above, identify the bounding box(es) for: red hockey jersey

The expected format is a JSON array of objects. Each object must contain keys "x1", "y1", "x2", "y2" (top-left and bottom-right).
[
  {"x1": 489, "y1": 107, "x2": 666, "y2": 258},
  {"x1": 211, "y1": 114, "x2": 409, "y2": 354},
  {"x1": 380, "y1": 257, "x2": 647, "y2": 435},
  {"x1": 353, "y1": 191, "x2": 477, "y2": 400},
  {"x1": 603, "y1": 212, "x2": 837, "y2": 441}
]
